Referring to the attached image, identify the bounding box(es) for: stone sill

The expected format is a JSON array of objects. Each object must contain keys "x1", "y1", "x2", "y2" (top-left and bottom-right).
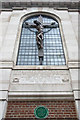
[
  {"x1": 8, "y1": 91, "x2": 74, "y2": 101},
  {"x1": 0, "y1": 61, "x2": 80, "y2": 69},
  {"x1": 13, "y1": 65, "x2": 68, "y2": 70}
]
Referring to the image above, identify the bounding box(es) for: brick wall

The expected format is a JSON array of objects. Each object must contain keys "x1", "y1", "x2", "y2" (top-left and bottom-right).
[{"x1": 5, "y1": 101, "x2": 77, "y2": 119}]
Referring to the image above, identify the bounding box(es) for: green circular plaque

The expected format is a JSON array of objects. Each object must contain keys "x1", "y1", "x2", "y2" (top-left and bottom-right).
[{"x1": 34, "y1": 106, "x2": 49, "y2": 119}]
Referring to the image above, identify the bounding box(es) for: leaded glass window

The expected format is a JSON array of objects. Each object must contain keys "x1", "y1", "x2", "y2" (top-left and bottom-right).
[{"x1": 17, "y1": 15, "x2": 66, "y2": 65}]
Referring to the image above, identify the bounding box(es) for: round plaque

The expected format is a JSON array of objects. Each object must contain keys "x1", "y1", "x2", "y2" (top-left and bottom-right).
[{"x1": 34, "y1": 106, "x2": 49, "y2": 119}]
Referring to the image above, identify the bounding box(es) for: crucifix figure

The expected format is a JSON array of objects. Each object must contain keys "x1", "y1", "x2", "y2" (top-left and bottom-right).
[{"x1": 23, "y1": 15, "x2": 58, "y2": 65}]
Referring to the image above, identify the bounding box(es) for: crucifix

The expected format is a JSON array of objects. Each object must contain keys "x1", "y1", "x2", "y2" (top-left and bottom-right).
[{"x1": 23, "y1": 15, "x2": 58, "y2": 65}]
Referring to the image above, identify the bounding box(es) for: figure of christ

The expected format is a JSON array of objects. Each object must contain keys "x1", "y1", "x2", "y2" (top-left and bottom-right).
[{"x1": 34, "y1": 20, "x2": 44, "y2": 49}]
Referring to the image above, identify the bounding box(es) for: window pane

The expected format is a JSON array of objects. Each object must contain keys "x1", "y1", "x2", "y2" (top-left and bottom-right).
[{"x1": 17, "y1": 15, "x2": 66, "y2": 65}]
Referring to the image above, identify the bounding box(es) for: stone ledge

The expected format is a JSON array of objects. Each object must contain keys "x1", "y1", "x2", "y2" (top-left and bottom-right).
[
  {"x1": 8, "y1": 91, "x2": 74, "y2": 100},
  {"x1": 0, "y1": 61, "x2": 13, "y2": 69},
  {"x1": 0, "y1": 0, "x2": 80, "y2": 2},
  {"x1": 68, "y1": 61, "x2": 80, "y2": 68},
  {"x1": 1, "y1": 1, "x2": 79, "y2": 9}
]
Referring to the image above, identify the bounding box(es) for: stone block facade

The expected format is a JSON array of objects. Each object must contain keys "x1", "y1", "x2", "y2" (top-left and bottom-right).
[{"x1": 0, "y1": 0, "x2": 80, "y2": 119}]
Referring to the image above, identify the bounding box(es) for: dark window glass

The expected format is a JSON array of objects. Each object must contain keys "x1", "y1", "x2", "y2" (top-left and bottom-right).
[{"x1": 17, "y1": 15, "x2": 66, "y2": 65}]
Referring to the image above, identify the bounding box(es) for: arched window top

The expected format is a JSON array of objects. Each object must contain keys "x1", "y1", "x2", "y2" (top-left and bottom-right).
[
  {"x1": 24, "y1": 15, "x2": 58, "y2": 24},
  {"x1": 17, "y1": 15, "x2": 66, "y2": 65}
]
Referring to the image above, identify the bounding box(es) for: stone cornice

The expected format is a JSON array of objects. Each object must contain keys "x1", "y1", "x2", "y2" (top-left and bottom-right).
[
  {"x1": 0, "y1": 0, "x2": 80, "y2": 2},
  {"x1": 1, "y1": 1, "x2": 80, "y2": 10}
]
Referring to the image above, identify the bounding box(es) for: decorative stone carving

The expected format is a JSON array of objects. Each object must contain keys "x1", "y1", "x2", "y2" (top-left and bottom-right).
[
  {"x1": 11, "y1": 70, "x2": 70, "y2": 84},
  {"x1": 62, "y1": 79, "x2": 69, "y2": 82},
  {"x1": 13, "y1": 78, "x2": 19, "y2": 82}
]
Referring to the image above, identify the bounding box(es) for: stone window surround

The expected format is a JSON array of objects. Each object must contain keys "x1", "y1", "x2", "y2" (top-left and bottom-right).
[
  {"x1": 13, "y1": 11, "x2": 68, "y2": 70},
  {"x1": 0, "y1": 9, "x2": 78, "y2": 70}
]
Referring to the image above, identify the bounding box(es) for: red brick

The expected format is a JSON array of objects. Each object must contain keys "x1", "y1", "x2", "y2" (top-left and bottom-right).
[{"x1": 6, "y1": 101, "x2": 77, "y2": 119}]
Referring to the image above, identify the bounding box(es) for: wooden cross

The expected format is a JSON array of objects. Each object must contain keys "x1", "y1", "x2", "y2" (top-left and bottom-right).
[{"x1": 23, "y1": 15, "x2": 58, "y2": 65}]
